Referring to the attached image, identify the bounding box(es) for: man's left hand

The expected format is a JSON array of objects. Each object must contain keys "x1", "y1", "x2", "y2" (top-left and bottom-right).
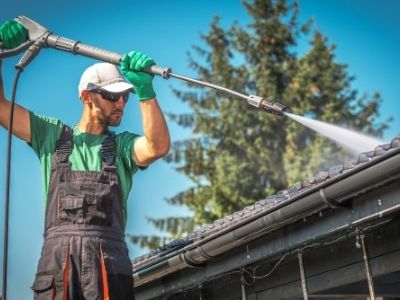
[{"x1": 120, "y1": 51, "x2": 156, "y2": 101}]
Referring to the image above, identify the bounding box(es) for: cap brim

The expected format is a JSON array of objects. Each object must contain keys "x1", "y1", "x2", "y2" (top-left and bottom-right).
[{"x1": 101, "y1": 81, "x2": 133, "y2": 93}]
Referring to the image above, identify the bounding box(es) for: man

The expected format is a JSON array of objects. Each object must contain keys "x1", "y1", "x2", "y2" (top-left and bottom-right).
[{"x1": 0, "y1": 20, "x2": 170, "y2": 299}]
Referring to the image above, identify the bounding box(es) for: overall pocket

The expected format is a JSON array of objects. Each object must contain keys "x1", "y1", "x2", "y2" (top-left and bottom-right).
[
  {"x1": 85, "y1": 182, "x2": 114, "y2": 226},
  {"x1": 58, "y1": 182, "x2": 116, "y2": 226},
  {"x1": 31, "y1": 274, "x2": 54, "y2": 300},
  {"x1": 58, "y1": 195, "x2": 85, "y2": 224}
]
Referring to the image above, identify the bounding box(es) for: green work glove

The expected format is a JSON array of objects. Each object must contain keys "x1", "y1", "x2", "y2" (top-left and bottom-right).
[
  {"x1": 120, "y1": 51, "x2": 156, "y2": 101},
  {"x1": 0, "y1": 20, "x2": 28, "y2": 49}
]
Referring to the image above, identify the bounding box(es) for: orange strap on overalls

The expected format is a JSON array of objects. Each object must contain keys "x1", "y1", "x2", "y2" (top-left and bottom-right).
[
  {"x1": 100, "y1": 245, "x2": 110, "y2": 300},
  {"x1": 62, "y1": 246, "x2": 70, "y2": 300}
]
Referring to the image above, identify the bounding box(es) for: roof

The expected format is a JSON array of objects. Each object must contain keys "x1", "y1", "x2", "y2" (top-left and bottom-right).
[
  {"x1": 132, "y1": 137, "x2": 400, "y2": 299},
  {"x1": 132, "y1": 137, "x2": 400, "y2": 271}
]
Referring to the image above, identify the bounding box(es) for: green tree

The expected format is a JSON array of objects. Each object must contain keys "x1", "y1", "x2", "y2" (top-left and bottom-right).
[{"x1": 130, "y1": 0, "x2": 388, "y2": 249}]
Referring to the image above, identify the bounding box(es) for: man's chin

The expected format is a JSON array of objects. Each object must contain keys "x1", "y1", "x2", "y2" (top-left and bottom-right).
[
  {"x1": 108, "y1": 121, "x2": 121, "y2": 127},
  {"x1": 108, "y1": 115, "x2": 122, "y2": 127}
]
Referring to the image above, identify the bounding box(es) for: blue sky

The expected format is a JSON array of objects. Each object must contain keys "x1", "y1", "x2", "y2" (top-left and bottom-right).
[{"x1": 0, "y1": 0, "x2": 399, "y2": 298}]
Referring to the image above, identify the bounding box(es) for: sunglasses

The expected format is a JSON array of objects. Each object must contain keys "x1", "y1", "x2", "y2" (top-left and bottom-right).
[{"x1": 92, "y1": 89, "x2": 130, "y2": 103}]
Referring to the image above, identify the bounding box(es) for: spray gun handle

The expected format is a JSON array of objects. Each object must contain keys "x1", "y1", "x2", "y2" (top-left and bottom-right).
[
  {"x1": 72, "y1": 40, "x2": 173, "y2": 77},
  {"x1": 0, "y1": 16, "x2": 50, "y2": 59},
  {"x1": 45, "y1": 34, "x2": 122, "y2": 64},
  {"x1": 1, "y1": 15, "x2": 173, "y2": 79},
  {"x1": 45, "y1": 34, "x2": 172, "y2": 78},
  {"x1": 63, "y1": 40, "x2": 173, "y2": 78},
  {"x1": 0, "y1": 40, "x2": 35, "y2": 58}
]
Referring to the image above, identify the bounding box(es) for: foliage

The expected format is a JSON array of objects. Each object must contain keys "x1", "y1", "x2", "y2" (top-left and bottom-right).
[{"x1": 129, "y1": 0, "x2": 388, "y2": 249}]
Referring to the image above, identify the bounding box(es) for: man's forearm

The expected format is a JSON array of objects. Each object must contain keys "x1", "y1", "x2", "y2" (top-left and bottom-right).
[
  {"x1": 139, "y1": 98, "x2": 170, "y2": 157},
  {"x1": 0, "y1": 59, "x2": 32, "y2": 142},
  {"x1": 0, "y1": 58, "x2": 9, "y2": 128},
  {"x1": 121, "y1": 51, "x2": 170, "y2": 165},
  {"x1": 0, "y1": 59, "x2": 5, "y2": 103}
]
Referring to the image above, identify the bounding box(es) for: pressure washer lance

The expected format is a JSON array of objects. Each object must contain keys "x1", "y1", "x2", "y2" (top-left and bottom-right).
[{"x1": 0, "y1": 15, "x2": 287, "y2": 116}]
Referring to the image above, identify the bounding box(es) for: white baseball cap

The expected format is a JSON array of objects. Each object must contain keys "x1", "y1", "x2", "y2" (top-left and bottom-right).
[{"x1": 78, "y1": 62, "x2": 133, "y2": 97}]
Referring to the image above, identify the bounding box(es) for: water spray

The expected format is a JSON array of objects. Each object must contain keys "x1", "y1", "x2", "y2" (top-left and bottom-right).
[
  {"x1": 285, "y1": 112, "x2": 384, "y2": 155},
  {"x1": 0, "y1": 16, "x2": 287, "y2": 116}
]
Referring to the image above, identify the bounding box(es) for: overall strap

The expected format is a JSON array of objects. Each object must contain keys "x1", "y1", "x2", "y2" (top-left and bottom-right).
[
  {"x1": 100, "y1": 134, "x2": 117, "y2": 166},
  {"x1": 55, "y1": 125, "x2": 74, "y2": 163}
]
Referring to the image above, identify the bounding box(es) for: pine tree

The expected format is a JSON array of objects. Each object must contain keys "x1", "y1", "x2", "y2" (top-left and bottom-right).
[
  {"x1": 282, "y1": 31, "x2": 388, "y2": 183},
  {"x1": 129, "y1": 0, "x2": 388, "y2": 249}
]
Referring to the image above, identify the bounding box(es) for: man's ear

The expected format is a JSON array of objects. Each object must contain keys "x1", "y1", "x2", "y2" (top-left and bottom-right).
[{"x1": 81, "y1": 90, "x2": 92, "y2": 105}]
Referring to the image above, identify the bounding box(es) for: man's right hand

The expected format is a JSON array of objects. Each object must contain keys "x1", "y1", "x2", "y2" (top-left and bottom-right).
[{"x1": 0, "y1": 20, "x2": 28, "y2": 49}]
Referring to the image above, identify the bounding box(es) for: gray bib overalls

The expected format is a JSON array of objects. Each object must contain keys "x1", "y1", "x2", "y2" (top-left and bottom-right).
[{"x1": 31, "y1": 126, "x2": 134, "y2": 300}]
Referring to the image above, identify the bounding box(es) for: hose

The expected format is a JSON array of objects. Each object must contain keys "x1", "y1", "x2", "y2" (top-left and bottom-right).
[{"x1": 2, "y1": 65, "x2": 23, "y2": 300}]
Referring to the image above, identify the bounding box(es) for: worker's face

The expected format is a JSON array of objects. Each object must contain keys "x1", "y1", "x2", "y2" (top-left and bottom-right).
[{"x1": 88, "y1": 91, "x2": 129, "y2": 126}]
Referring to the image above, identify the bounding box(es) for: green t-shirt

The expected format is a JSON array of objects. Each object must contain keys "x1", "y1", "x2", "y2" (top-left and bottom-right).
[{"x1": 29, "y1": 111, "x2": 141, "y2": 223}]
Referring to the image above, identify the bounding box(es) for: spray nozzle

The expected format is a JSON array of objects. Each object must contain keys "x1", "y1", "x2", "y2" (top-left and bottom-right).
[{"x1": 247, "y1": 95, "x2": 287, "y2": 116}]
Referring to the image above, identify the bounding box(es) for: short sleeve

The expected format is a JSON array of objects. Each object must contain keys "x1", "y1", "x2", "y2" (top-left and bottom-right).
[
  {"x1": 29, "y1": 111, "x2": 64, "y2": 158},
  {"x1": 115, "y1": 131, "x2": 144, "y2": 175}
]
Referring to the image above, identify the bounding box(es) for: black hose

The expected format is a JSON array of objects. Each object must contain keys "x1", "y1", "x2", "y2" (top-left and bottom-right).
[{"x1": 2, "y1": 66, "x2": 23, "y2": 300}]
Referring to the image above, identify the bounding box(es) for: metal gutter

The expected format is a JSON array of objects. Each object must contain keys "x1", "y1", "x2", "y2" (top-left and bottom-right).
[{"x1": 133, "y1": 146, "x2": 400, "y2": 287}]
